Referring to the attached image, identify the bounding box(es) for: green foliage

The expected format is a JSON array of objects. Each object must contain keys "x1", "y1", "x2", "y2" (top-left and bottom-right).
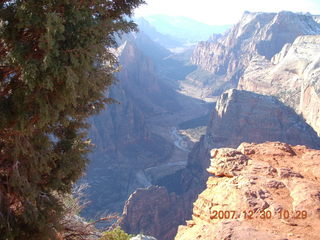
[
  {"x1": 100, "y1": 227, "x2": 133, "y2": 240},
  {"x1": 0, "y1": 0, "x2": 144, "y2": 239}
]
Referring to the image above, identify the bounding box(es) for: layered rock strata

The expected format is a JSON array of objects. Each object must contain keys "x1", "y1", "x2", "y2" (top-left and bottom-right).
[
  {"x1": 184, "y1": 11, "x2": 320, "y2": 100},
  {"x1": 238, "y1": 35, "x2": 320, "y2": 135},
  {"x1": 175, "y1": 142, "x2": 320, "y2": 240},
  {"x1": 193, "y1": 88, "x2": 320, "y2": 175},
  {"x1": 205, "y1": 89, "x2": 320, "y2": 150}
]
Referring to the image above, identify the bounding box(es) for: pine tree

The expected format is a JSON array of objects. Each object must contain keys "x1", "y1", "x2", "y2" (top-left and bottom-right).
[{"x1": 0, "y1": 0, "x2": 144, "y2": 239}]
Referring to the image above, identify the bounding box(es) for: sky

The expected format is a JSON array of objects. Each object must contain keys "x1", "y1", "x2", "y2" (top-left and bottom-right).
[{"x1": 134, "y1": 0, "x2": 320, "y2": 25}]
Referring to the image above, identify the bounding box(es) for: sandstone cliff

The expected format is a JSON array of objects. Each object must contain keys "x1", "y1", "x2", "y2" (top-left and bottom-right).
[
  {"x1": 238, "y1": 35, "x2": 320, "y2": 135},
  {"x1": 182, "y1": 11, "x2": 320, "y2": 100},
  {"x1": 119, "y1": 186, "x2": 185, "y2": 240},
  {"x1": 175, "y1": 142, "x2": 320, "y2": 240},
  {"x1": 117, "y1": 89, "x2": 320, "y2": 239},
  {"x1": 175, "y1": 89, "x2": 320, "y2": 235},
  {"x1": 191, "y1": 88, "x2": 320, "y2": 175},
  {"x1": 82, "y1": 33, "x2": 177, "y2": 217},
  {"x1": 205, "y1": 89, "x2": 320, "y2": 150}
]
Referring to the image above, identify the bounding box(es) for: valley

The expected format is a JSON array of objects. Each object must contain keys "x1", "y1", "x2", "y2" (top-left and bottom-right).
[{"x1": 81, "y1": 11, "x2": 320, "y2": 240}]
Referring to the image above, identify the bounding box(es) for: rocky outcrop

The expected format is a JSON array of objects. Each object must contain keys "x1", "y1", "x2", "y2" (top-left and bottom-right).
[
  {"x1": 238, "y1": 35, "x2": 320, "y2": 135},
  {"x1": 119, "y1": 186, "x2": 186, "y2": 240},
  {"x1": 175, "y1": 88, "x2": 320, "y2": 235},
  {"x1": 134, "y1": 18, "x2": 183, "y2": 49},
  {"x1": 205, "y1": 89, "x2": 320, "y2": 150},
  {"x1": 117, "y1": 88, "x2": 320, "y2": 240},
  {"x1": 184, "y1": 11, "x2": 320, "y2": 100},
  {"x1": 175, "y1": 142, "x2": 320, "y2": 240},
  {"x1": 192, "y1": 88, "x2": 320, "y2": 174}
]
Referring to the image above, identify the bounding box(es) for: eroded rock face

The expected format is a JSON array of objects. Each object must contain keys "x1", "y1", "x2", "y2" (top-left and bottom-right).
[
  {"x1": 118, "y1": 88, "x2": 320, "y2": 240},
  {"x1": 119, "y1": 186, "x2": 185, "y2": 240},
  {"x1": 82, "y1": 33, "x2": 176, "y2": 217},
  {"x1": 184, "y1": 11, "x2": 320, "y2": 100},
  {"x1": 206, "y1": 89, "x2": 320, "y2": 150},
  {"x1": 239, "y1": 35, "x2": 320, "y2": 135},
  {"x1": 175, "y1": 142, "x2": 320, "y2": 240},
  {"x1": 187, "y1": 88, "x2": 320, "y2": 179}
]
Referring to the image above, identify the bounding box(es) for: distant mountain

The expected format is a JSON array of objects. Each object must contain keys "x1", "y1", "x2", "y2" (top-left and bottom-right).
[
  {"x1": 135, "y1": 17, "x2": 183, "y2": 49},
  {"x1": 141, "y1": 15, "x2": 231, "y2": 44},
  {"x1": 184, "y1": 11, "x2": 320, "y2": 101}
]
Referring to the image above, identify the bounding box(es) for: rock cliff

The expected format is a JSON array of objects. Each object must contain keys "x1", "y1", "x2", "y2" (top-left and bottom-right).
[
  {"x1": 119, "y1": 186, "x2": 185, "y2": 240},
  {"x1": 238, "y1": 35, "x2": 320, "y2": 135},
  {"x1": 184, "y1": 11, "x2": 320, "y2": 100},
  {"x1": 82, "y1": 25, "x2": 210, "y2": 218},
  {"x1": 117, "y1": 89, "x2": 320, "y2": 239},
  {"x1": 82, "y1": 33, "x2": 177, "y2": 217},
  {"x1": 175, "y1": 142, "x2": 320, "y2": 240},
  {"x1": 205, "y1": 89, "x2": 320, "y2": 150},
  {"x1": 192, "y1": 88, "x2": 320, "y2": 175},
  {"x1": 176, "y1": 89, "x2": 320, "y2": 235}
]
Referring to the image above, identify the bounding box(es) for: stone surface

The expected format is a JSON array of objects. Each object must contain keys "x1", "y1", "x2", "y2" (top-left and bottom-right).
[
  {"x1": 118, "y1": 88, "x2": 320, "y2": 240},
  {"x1": 118, "y1": 186, "x2": 185, "y2": 240},
  {"x1": 189, "y1": 88, "x2": 320, "y2": 195},
  {"x1": 175, "y1": 142, "x2": 320, "y2": 240},
  {"x1": 182, "y1": 11, "x2": 320, "y2": 101},
  {"x1": 238, "y1": 35, "x2": 320, "y2": 135},
  {"x1": 82, "y1": 33, "x2": 177, "y2": 217},
  {"x1": 82, "y1": 26, "x2": 210, "y2": 219},
  {"x1": 205, "y1": 89, "x2": 320, "y2": 150}
]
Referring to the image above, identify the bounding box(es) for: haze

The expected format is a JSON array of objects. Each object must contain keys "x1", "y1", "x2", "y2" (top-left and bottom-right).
[{"x1": 134, "y1": 0, "x2": 320, "y2": 25}]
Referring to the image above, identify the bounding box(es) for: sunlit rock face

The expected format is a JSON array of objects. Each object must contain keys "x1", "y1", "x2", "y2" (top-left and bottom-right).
[
  {"x1": 186, "y1": 11, "x2": 320, "y2": 100},
  {"x1": 119, "y1": 186, "x2": 185, "y2": 240},
  {"x1": 175, "y1": 142, "x2": 320, "y2": 240},
  {"x1": 239, "y1": 35, "x2": 320, "y2": 135},
  {"x1": 118, "y1": 88, "x2": 320, "y2": 240},
  {"x1": 206, "y1": 89, "x2": 320, "y2": 150},
  {"x1": 191, "y1": 88, "x2": 320, "y2": 177}
]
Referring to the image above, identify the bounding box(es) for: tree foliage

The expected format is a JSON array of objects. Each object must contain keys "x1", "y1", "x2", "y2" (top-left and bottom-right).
[
  {"x1": 99, "y1": 227, "x2": 132, "y2": 240},
  {"x1": 0, "y1": 0, "x2": 144, "y2": 239}
]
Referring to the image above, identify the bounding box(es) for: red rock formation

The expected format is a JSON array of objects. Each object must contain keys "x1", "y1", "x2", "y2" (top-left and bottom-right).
[
  {"x1": 117, "y1": 88, "x2": 320, "y2": 240},
  {"x1": 119, "y1": 186, "x2": 186, "y2": 240},
  {"x1": 175, "y1": 142, "x2": 320, "y2": 240}
]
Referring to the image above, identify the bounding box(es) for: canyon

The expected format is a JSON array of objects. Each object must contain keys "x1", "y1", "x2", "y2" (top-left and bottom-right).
[{"x1": 81, "y1": 11, "x2": 320, "y2": 240}]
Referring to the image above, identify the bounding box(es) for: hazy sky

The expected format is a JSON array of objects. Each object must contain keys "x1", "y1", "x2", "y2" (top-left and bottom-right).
[{"x1": 134, "y1": 0, "x2": 320, "y2": 25}]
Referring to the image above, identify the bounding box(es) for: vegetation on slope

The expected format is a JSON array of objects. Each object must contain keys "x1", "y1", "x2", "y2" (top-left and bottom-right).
[{"x1": 0, "y1": 0, "x2": 144, "y2": 239}]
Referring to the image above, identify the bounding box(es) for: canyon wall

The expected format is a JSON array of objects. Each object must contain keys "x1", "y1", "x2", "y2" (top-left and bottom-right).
[
  {"x1": 83, "y1": 33, "x2": 177, "y2": 217},
  {"x1": 118, "y1": 88, "x2": 320, "y2": 239},
  {"x1": 183, "y1": 11, "x2": 320, "y2": 100},
  {"x1": 239, "y1": 35, "x2": 320, "y2": 135}
]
